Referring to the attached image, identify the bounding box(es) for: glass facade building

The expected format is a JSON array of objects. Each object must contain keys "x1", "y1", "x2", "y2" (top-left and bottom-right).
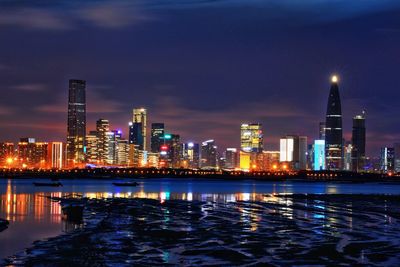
[{"x1": 66, "y1": 79, "x2": 86, "y2": 166}]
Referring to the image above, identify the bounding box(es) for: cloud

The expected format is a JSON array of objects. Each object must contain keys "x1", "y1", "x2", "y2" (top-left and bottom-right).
[
  {"x1": 36, "y1": 89, "x2": 125, "y2": 114},
  {"x1": 11, "y1": 83, "x2": 47, "y2": 92},
  {"x1": 0, "y1": 2, "x2": 151, "y2": 30},
  {"x1": 78, "y1": 2, "x2": 151, "y2": 29},
  {"x1": 0, "y1": 106, "x2": 15, "y2": 115},
  {"x1": 0, "y1": 8, "x2": 71, "y2": 30}
]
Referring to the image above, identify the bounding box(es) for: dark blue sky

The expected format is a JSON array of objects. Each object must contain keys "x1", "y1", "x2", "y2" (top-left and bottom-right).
[{"x1": 1, "y1": 0, "x2": 400, "y2": 155}]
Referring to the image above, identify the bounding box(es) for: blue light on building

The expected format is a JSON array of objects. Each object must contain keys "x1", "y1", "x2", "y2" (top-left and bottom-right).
[{"x1": 314, "y1": 140, "x2": 325, "y2": 171}]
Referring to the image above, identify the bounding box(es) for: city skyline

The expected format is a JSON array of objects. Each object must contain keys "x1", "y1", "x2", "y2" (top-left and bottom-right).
[
  {"x1": 0, "y1": 74, "x2": 394, "y2": 160},
  {"x1": 1, "y1": 1, "x2": 400, "y2": 156}
]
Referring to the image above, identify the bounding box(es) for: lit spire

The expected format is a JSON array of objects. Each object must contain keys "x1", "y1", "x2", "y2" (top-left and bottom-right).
[{"x1": 331, "y1": 75, "x2": 338, "y2": 83}]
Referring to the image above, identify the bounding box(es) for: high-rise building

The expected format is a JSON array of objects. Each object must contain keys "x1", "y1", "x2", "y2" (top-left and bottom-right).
[
  {"x1": 224, "y1": 148, "x2": 239, "y2": 169},
  {"x1": 240, "y1": 123, "x2": 263, "y2": 153},
  {"x1": 129, "y1": 122, "x2": 144, "y2": 150},
  {"x1": 105, "y1": 131, "x2": 116, "y2": 165},
  {"x1": 17, "y1": 139, "x2": 49, "y2": 168},
  {"x1": 351, "y1": 112, "x2": 366, "y2": 172},
  {"x1": 86, "y1": 131, "x2": 98, "y2": 164},
  {"x1": 67, "y1": 79, "x2": 86, "y2": 166},
  {"x1": 343, "y1": 143, "x2": 353, "y2": 171},
  {"x1": 380, "y1": 147, "x2": 395, "y2": 173},
  {"x1": 313, "y1": 140, "x2": 325, "y2": 171},
  {"x1": 239, "y1": 151, "x2": 251, "y2": 170},
  {"x1": 319, "y1": 122, "x2": 326, "y2": 140},
  {"x1": 117, "y1": 139, "x2": 129, "y2": 166},
  {"x1": 183, "y1": 142, "x2": 200, "y2": 169},
  {"x1": 280, "y1": 135, "x2": 307, "y2": 170},
  {"x1": 0, "y1": 142, "x2": 14, "y2": 167},
  {"x1": 151, "y1": 123, "x2": 165, "y2": 153},
  {"x1": 133, "y1": 108, "x2": 147, "y2": 151},
  {"x1": 48, "y1": 142, "x2": 65, "y2": 169},
  {"x1": 259, "y1": 151, "x2": 280, "y2": 170},
  {"x1": 96, "y1": 119, "x2": 110, "y2": 164},
  {"x1": 201, "y1": 140, "x2": 217, "y2": 169},
  {"x1": 280, "y1": 137, "x2": 294, "y2": 162},
  {"x1": 394, "y1": 143, "x2": 400, "y2": 173},
  {"x1": 325, "y1": 75, "x2": 343, "y2": 170}
]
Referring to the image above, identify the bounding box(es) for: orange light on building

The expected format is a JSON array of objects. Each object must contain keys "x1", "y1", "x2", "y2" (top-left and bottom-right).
[
  {"x1": 272, "y1": 164, "x2": 277, "y2": 170},
  {"x1": 6, "y1": 157, "x2": 13, "y2": 164},
  {"x1": 282, "y1": 164, "x2": 288, "y2": 170}
]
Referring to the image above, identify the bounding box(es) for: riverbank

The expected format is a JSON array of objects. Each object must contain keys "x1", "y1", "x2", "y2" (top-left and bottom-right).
[
  {"x1": 0, "y1": 168, "x2": 398, "y2": 182},
  {"x1": 4, "y1": 194, "x2": 400, "y2": 266}
]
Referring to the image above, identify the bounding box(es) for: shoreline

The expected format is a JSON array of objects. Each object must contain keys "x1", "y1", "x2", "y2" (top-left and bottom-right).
[{"x1": 0, "y1": 168, "x2": 399, "y2": 183}]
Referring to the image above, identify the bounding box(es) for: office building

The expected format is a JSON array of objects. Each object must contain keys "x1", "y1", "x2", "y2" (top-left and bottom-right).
[
  {"x1": 201, "y1": 140, "x2": 218, "y2": 169},
  {"x1": 351, "y1": 112, "x2": 366, "y2": 172},
  {"x1": 96, "y1": 119, "x2": 110, "y2": 164},
  {"x1": 239, "y1": 151, "x2": 251, "y2": 170},
  {"x1": 129, "y1": 122, "x2": 144, "y2": 150},
  {"x1": 117, "y1": 139, "x2": 129, "y2": 166},
  {"x1": 67, "y1": 79, "x2": 86, "y2": 166},
  {"x1": 224, "y1": 148, "x2": 239, "y2": 169},
  {"x1": 394, "y1": 143, "x2": 400, "y2": 173},
  {"x1": 86, "y1": 131, "x2": 98, "y2": 164},
  {"x1": 313, "y1": 140, "x2": 325, "y2": 171},
  {"x1": 240, "y1": 123, "x2": 263, "y2": 153},
  {"x1": 184, "y1": 142, "x2": 200, "y2": 169},
  {"x1": 133, "y1": 108, "x2": 147, "y2": 151},
  {"x1": 325, "y1": 75, "x2": 343, "y2": 170},
  {"x1": 18, "y1": 139, "x2": 48, "y2": 168},
  {"x1": 319, "y1": 122, "x2": 326, "y2": 140},
  {"x1": 344, "y1": 143, "x2": 352, "y2": 171},
  {"x1": 48, "y1": 142, "x2": 65, "y2": 169},
  {"x1": 280, "y1": 135, "x2": 308, "y2": 170},
  {"x1": 147, "y1": 152, "x2": 159, "y2": 168},
  {"x1": 380, "y1": 147, "x2": 395, "y2": 173},
  {"x1": 0, "y1": 142, "x2": 14, "y2": 167},
  {"x1": 151, "y1": 123, "x2": 165, "y2": 153}
]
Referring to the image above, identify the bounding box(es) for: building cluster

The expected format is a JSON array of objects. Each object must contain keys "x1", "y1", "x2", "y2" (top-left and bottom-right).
[{"x1": 0, "y1": 77, "x2": 399, "y2": 173}]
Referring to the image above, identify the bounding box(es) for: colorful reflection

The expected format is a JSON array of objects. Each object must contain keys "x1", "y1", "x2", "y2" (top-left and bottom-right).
[{"x1": 0, "y1": 180, "x2": 62, "y2": 223}]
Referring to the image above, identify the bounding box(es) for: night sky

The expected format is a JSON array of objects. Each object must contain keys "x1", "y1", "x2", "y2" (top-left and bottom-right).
[{"x1": 1, "y1": 0, "x2": 400, "y2": 156}]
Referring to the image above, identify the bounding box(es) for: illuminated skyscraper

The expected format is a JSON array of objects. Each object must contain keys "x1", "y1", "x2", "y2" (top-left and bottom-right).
[
  {"x1": 67, "y1": 79, "x2": 86, "y2": 166},
  {"x1": 129, "y1": 122, "x2": 144, "y2": 150},
  {"x1": 319, "y1": 122, "x2": 326, "y2": 139},
  {"x1": 325, "y1": 75, "x2": 343, "y2": 170},
  {"x1": 105, "y1": 131, "x2": 117, "y2": 165},
  {"x1": 133, "y1": 108, "x2": 147, "y2": 151},
  {"x1": 351, "y1": 112, "x2": 366, "y2": 172},
  {"x1": 96, "y1": 119, "x2": 109, "y2": 164},
  {"x1": 380, "y1": 147, "x2": 394, "y2": 173},
  {"x1": 201, "y1": 140, "x2": 217, "y2": 169},
  {"x1": 224, "y1": 148, "x2": 239, "y2": 169},
  {"x1": 313, "y1": 140, "x2": 325, "y2": 170},
  {"x1": 86, "y1": 131, "x2": 98, "y2": 163},
  {"x1": 394, "y1": 143, "x2": 400, "y2": 173},
  {"x1": 151, "y1": 123, "x2": 165, "y2": 153},
  {"x1": 183, "y1": 142, "x2": 200, "y2": 169},
  {"x1": 48, "y1": 142, "x2": 65, "y2": 169},
  {"x1": 280, "y1": 135, "x2": 307, "y2": 170},
  {"x1": 240, "y1": 123, "x2": 263, "y2": 153}
]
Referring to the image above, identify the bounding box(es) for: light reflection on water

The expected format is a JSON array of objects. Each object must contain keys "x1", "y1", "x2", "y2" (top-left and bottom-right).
[{"x1": 1, "y1": 178, "x2": 400, "y2": 262}]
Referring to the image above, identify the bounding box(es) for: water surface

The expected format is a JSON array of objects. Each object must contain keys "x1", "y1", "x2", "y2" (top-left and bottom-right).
[{"x1": 1, "y1": 178, "x2": 400, "y2": 260}]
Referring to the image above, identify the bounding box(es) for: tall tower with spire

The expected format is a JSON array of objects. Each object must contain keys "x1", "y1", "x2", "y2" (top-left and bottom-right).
[{"x1": 325, "y1": 75, "x2": 343, "y2": 170}]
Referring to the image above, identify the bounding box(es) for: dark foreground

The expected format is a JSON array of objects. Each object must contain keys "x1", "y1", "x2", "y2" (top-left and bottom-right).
[{"x1": 5, "y1": 194, "x2": 400, "y2": 266}]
